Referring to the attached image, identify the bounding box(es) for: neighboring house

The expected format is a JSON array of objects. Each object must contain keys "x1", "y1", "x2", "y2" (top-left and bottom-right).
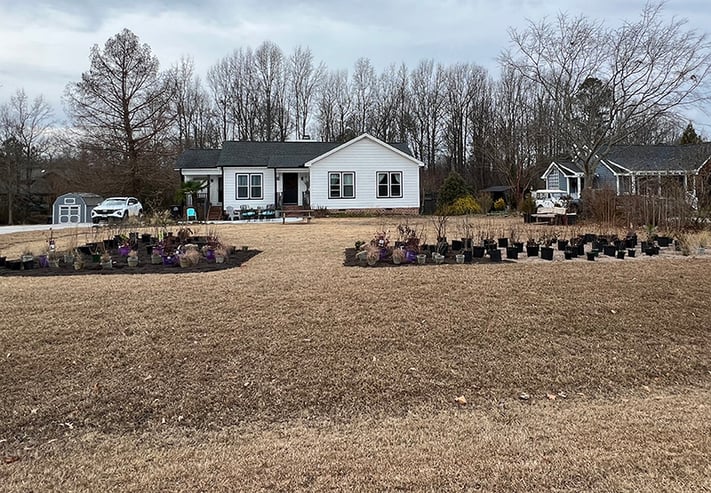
[
  {"x1": 541, "y1": 143, "x2": 711, "y2": 200},
  {"x1": 175, "y1": 133, "x2": 424, "y2": 216}
]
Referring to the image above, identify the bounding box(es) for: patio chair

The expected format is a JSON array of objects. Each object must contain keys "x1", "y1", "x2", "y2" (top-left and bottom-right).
[
  {"x1": 261, "y1": 204, "x2": 276, "y2": 220},
  {"x1": 226, "y1": 206, "x2": 235, "y2": 221},
  {"x1": 186, "y1": 207, "x2": 197, "y2": 221},
  {"x1": 240, "y1": 205, "x2": 256, "y2": 221}
]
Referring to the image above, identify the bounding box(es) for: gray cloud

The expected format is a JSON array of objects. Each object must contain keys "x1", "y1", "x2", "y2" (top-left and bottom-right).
[{"x1": 1, "y1": 0, "x2": 709, "y2": 130}]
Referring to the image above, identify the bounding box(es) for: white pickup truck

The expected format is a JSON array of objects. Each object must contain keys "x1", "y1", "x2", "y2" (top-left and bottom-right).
[{"x1": 532, "y1": 189, "x2": 569, "y2": 210}]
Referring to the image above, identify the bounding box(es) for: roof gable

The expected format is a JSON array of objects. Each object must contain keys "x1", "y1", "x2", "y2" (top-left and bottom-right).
[
  {"x1": 542, "y1": 160, "x2": 584, "y2": 180},
  {"x1": 304, "y1": 133, "x2": 423, "y2": 167}
]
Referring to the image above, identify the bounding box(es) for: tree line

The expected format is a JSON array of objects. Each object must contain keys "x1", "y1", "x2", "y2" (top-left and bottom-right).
[{"x1": 1, "y1": 2, "x2": 709, "y2": 223}]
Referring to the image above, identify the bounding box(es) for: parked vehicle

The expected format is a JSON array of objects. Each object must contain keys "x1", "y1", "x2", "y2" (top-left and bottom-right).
[
  {"x1": 91, "y1": 197, "x2": 143, "y2": 223},
  {"x1": 532, "y1": 189, "x2": 569, "y2": 209}
]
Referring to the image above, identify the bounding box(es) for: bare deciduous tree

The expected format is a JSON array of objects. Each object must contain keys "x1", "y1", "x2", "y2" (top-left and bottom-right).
[
  {"x1": 409, "y1": 60, "x2": 445, "y2": 168},
  {"x1": 289, "y1": 46, "x2": 325, "y2": 139},
  {"x1": 501, "y1": 2, "x2": 711, "y2": 187},
  {"x1": 0, "y1": 89, "x2": 54, "y2": 223}
]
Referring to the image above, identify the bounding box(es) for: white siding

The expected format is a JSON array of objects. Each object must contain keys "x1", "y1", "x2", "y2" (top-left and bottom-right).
[
  {"x1": 223, "y1": 167, "x2": 277, "y2": 210},
  {"x1": 308, "y1": 138, "x2": 421, "y2": 209}
]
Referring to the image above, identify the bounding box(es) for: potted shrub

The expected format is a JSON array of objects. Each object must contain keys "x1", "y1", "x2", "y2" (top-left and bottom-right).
[
  {"x1": 489, "y1": 248, "x2": 502, "y2": 262},
  {"x1": 100, "y1": 251, "x2": 112, "y2": 269},
  {"x1": 365, "y1": 244, "x2": 380, "y2": 266},
  {"x1": 392, "y1": 247, "x2": 406, "y2": 265},
  {"x1": 526, "y1": 237, "x2": 539, "y2": 257},
  {"x1": 540, "y1": 238, "x2": 554, "y2": 261},
  {"x1": 214, "y1": 245, "x2": 228, "y2": 264},
  {"x1": 127, "y1": 250, "x2": 139, "y2": 267},
  {"x1": 21, "y1": 249, "x2": 34, "y2": 269}
]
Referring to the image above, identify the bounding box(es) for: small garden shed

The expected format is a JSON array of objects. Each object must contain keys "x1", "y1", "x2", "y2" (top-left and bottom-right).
[{"x1": 52, "y1": 192, "x2": 103, "y2": 224}]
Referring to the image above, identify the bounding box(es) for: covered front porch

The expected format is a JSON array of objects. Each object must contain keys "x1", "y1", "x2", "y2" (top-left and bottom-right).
[{"x1": 275, "y1": 169, "x2": 310, "y2": 209}]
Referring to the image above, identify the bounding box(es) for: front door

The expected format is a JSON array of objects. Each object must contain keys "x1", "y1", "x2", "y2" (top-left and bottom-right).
[{"x1": 283, "y1": 173, "x2": 299, "y2": 205}]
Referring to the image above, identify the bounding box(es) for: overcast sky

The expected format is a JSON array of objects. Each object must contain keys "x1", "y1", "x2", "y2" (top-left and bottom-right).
[{"x1": 1, "y1": 0, "x2": 710, "y2": 133}]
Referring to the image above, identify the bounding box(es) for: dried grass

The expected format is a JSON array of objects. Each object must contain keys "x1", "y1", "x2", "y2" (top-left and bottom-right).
[{"x1": 1, "y1": 217, "x2": 710, "y2": 491}]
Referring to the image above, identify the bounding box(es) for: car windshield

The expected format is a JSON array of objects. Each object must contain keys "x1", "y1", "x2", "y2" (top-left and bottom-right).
[{"x1": 101, "y1": 199, "x2": 126, "y2": 206}]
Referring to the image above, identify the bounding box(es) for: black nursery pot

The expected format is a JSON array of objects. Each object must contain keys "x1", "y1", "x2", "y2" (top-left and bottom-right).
[
  {"x1": 557, "y1": 239, "x2": 568, "y2": 251},
  {"x1": 627, "y1": 248, "x2": 636, "y2": 258},
  {"x1": 526, "y1": 245, "x2": 539, "y2": 257},
  {"x1": 451, "y1": 239, "x2": 463, "y2": 251},
  {"x1": 540, "y1": 246, "x2": 554, "y2": 261},
  {"x1": 463, "y1": 251, "x2": 473, "y2": 262},
  {"x1": 0, "y1": 256, "x2": 5, "y2": 267},
  {"x1": 7, "y1": 259, "x2": 22, "y2": 270},
  {"x1": 586, "y1": 252, "x2": 596, "y2": 261},
  {"x1": 617, "y1": 250, "x2": 626, "y2": 259},
  {"x1": 603, "y1": 245, "x2": 617, "y2": 257},
  {"x1": 657, "y1": 236, "x2": 672, "y2": 247},
  {"x1": 489, "y1": 249, "x2": 502, "y2": 262},
  {"x1": 472, "y1": 246, "x2": 486, "y2": 258},
  {"x1": 514, "y1": 242, "x2": 524, "y2": 253},
  {"x1": 506, "y1": 246, "x2": 518, "y2": 259},
  {"x1": 497, "y1": 238, "x2": 509, "y2": 248}
]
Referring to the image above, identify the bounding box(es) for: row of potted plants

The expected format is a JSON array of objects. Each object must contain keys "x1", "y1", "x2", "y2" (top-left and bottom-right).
[
  {"x1": 0, "y1": 226, "x2": 243, "y2": 272},
  {"x1": 352, "y1": 224, "x2": 686, "y2": 267}
]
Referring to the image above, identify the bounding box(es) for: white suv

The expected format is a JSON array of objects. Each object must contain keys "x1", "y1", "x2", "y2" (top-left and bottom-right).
[{"x1": 91, "y1": 197, "x2": 143, "y2": 223}]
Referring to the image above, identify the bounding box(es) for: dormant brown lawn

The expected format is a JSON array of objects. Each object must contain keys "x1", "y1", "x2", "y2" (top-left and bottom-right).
[{"x1": 1, "y1": 217, "x2": 709, "y2": 491}]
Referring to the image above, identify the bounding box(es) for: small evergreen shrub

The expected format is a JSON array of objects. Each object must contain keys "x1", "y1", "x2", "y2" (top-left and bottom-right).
[{"x1": 448, "y1": 195, "x2": 482, "y2": 215}]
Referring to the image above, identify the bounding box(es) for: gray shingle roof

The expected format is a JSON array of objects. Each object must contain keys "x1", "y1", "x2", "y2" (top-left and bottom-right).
[
  {"x1": 553, "y1": 160, "x2": 585, "y2": 175},
  {"x1": 604, "y1": 144, "x2": 711, "y2": 173},
  {"x1": 175, "y1": 149, "x2": 222, "y2": 170},
  {"x1": 176, "y1": 140, "x2": 414, "y2": 170},
  {"x1": 218, "y1": 141, "x2": 343, "y2": 168}
]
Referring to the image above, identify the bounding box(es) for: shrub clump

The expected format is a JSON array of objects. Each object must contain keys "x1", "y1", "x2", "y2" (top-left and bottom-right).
[
  {"x1": 447, "y1": 195, "x2": 482, "y2": 215},
  {"x1": 493, "y1": 197, "x2": 506, "y2": 211}
]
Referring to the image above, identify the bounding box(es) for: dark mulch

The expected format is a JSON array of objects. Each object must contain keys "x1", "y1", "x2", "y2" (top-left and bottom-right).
[
  {"x1": 343, "y1": 248, "x2": 514, "y2": 267},
  {"x1": 0, "y1": 247, "x2": 261, "y2": 277}
]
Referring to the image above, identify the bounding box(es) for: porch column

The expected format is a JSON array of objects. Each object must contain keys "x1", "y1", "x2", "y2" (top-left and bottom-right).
[
  {"x1": 631, "y1": 175, "x2": 637, "y2": 194},
  {"x1": 616, "y1": 176, "x2": 620, "y2": 195},
  {"x1": 684, "y1": 174, "x2": 688, "y2": 192},
  {"x1": 577, "y1": 177, "x2": 581, "y2": 198}
]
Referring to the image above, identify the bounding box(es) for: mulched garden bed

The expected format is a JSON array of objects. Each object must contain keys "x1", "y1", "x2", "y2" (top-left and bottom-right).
[{"x1": 0, "y1": 247, "x2": 261, "y2": 277}]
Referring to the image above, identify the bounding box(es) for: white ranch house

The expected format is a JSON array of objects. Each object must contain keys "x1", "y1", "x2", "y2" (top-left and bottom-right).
[{"x1": 175, "y1": 133, "x2": 424, "y2": 219}]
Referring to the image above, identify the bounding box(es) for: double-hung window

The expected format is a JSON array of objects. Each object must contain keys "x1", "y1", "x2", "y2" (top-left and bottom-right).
[
  {"x1": 548, "y1": 173, "x2": 559, "y2": 190},
  {"x1": 329, "y1": 172, "x2": 355, "y2": 199},
  {"x1": 236, "y1": 173, "x2": 263, "y2": 200},
  {"x1": 377, "y1": 171, "x2": 402, "y2": 198}
]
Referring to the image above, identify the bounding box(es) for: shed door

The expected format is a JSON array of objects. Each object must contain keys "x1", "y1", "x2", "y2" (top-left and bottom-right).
[{"x1": 58, "y1": 205, "x2": 81, "y2": 223}]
